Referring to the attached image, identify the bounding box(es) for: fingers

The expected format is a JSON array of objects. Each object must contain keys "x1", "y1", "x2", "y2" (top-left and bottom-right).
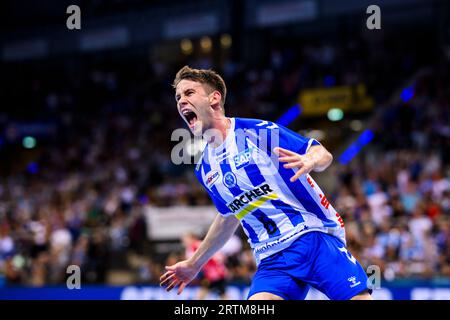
[
  {"x1": 283, "y1": 161, "x2": 303, "y2": 169},
  {"x1": 273, "y1": 147, "x2": 296, "y2": 157},
  {"x1": 159, "y1": 269, "x2": 174, "y2": 282},
  {"x1": 165, "y1": 278, "x2": 180, "y2": 292},
  {"x1": 160, "y1": 273, "x2": 176, "y2": 287},
  {"x1": 278, "y1": 155, "x2": 299, "y2": 162},
  {"x1": 159, "y1": 263, "x2": 189, "y2": 294},
  {"x1": 167, "y1": 280, "x2": 186, "y2": 295},
  {"x1": 160, "y1": 265, "x2": 176, "y2": 284},
  {"x1": 177, "y1": 282, "x2": 187, "y2": 295},
  {"x1": 160, "y1": 275, "x2": 183, "y2": 294},
  {"x1": 290, "y1": 167, "x2": 309, "y2": 182}
]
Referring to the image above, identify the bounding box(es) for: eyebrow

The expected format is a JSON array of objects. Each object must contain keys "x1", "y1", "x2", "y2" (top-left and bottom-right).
[{"x1": 175, "y1": 88, "x2": 195, "y2": 101}]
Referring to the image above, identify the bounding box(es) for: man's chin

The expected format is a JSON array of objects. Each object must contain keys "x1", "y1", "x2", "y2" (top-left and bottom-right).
[{"x1": 190, "y1": 121, "x2": 203, "y2": 136}]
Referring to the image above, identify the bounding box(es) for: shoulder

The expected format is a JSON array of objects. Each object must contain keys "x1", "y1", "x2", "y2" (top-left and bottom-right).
[{"x1": 233, "y1": 117, "x2": 278, "y2": 130}]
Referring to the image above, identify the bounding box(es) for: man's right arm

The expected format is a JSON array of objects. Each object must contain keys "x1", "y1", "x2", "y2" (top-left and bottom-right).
[
  {"x1": 160, "y1": 213, "x2": 239, "y2": 294},
  {"x1": 189, "y1": 213, "x2": 240, "y2": 269}
]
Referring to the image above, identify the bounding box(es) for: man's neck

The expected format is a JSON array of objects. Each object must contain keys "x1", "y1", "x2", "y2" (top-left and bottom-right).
[{"x1": 205, "y1": 117, "x2": 231, "y2": 148}]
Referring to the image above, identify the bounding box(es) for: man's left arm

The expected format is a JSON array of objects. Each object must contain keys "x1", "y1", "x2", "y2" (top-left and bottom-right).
[{"x1": 273, "y1": 145, "x2": 333, "y2": 182}]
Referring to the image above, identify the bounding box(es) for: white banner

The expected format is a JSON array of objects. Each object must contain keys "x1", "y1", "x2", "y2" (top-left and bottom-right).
[{"x1": 145, "y1": 205, "x2": 217, "y2": 240}]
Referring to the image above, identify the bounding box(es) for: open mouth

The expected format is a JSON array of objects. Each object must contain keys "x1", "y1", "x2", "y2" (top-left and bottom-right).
[{"x1": 182, "y1": 109, "x2": 198, "y2": 126}]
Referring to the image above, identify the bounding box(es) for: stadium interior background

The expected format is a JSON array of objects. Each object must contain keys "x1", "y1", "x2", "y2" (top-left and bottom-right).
[{"x1": 0, "y1": 0, "x2": 449, "y2": 300}]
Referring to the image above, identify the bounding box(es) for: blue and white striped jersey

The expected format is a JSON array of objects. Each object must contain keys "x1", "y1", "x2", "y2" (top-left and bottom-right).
[{"x1": 195, "y1": 117, "x2": 346, "y2": 265}]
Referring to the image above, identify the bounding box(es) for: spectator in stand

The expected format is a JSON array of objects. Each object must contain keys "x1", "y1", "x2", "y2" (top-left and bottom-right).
[{"x1": 181, "y1": 232, "x2": 229, "y2": 300}]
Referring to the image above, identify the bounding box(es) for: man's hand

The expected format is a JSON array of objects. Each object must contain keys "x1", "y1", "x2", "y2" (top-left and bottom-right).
[
  {"x1": 274, "y1": 147, "x2": 316, "y2": 182},
  {"x1": 159, "y1": 260, "x2": 200, "y2": 295},
  {"x1": 160, "y1": 214, "x2": 239, "y2": 295}
]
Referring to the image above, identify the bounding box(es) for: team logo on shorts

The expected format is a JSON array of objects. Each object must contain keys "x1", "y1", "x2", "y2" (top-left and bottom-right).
[
  {"x1": 223, "y1": 172, "x2": 237, "y2": 188},
  {"x1": 347, "y1": 276, "x2": 361, "y2": 288}
]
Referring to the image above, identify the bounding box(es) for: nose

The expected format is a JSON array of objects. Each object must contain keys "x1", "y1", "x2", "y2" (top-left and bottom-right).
[{"x1": 178, "y1": 96, "x2": 188, "y2": 108}]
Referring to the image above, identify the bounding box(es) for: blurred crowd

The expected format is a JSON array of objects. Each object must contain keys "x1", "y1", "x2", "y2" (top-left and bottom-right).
[
  {"x1": 339, "y1": 69, "x2": 450, "y2": 280},
  {"x1": 0, "y1": 29, "x2": 449, "y2": 287}
]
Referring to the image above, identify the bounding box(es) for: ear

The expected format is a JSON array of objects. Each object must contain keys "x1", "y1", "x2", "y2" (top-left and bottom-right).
[{"x1": 209, "y1": 90, "x2": 222, "y2": 109}]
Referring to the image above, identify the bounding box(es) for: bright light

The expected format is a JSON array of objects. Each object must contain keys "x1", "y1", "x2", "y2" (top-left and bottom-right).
[
  {"x1": 350, "y1": 120, "x2": 363, "y2": 131},
  {"x1": 327, "y1": 108, "x2": 344, "y2": 121},
  {"x1": 22, "y1": 136, "x2": 36, "y2": 149},
  {"x1": 220, "y1": 34, "x2": 232, "y2": 49},
  {"x1": 400, "y1": 86, "x2": 414, "y2": 102},
  {"x1": 307, "y1": 130, "x2": 326, "y2": 141},
  {"x1": 200, "y1": 36, "x2": 212, "y2": 53},
  {"x1": 324, "y1": 75, "x2": 335, "y2": 87},
  {"x1": 27, "y1": 162, "x2": 39, "y2": 174},
  {"x1": 339, "y1": 129, "x2": 374, "y2": 165},
  {"x1": 276, "y1": 104, "x2": 302, "y2": 127},
  {"x1": 180, "y1": 39, "x2": 193, "y2": 55}
]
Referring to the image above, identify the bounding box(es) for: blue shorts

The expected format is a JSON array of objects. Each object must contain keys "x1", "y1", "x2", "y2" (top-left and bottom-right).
[{"x1": 247, "y1": 231, "x2": 370, "y2": 300}]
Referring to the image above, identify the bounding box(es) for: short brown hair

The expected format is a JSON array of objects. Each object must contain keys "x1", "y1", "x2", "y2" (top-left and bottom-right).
[{"x1": 172, "y1": 65, "x2": 227, "y2": 108}]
